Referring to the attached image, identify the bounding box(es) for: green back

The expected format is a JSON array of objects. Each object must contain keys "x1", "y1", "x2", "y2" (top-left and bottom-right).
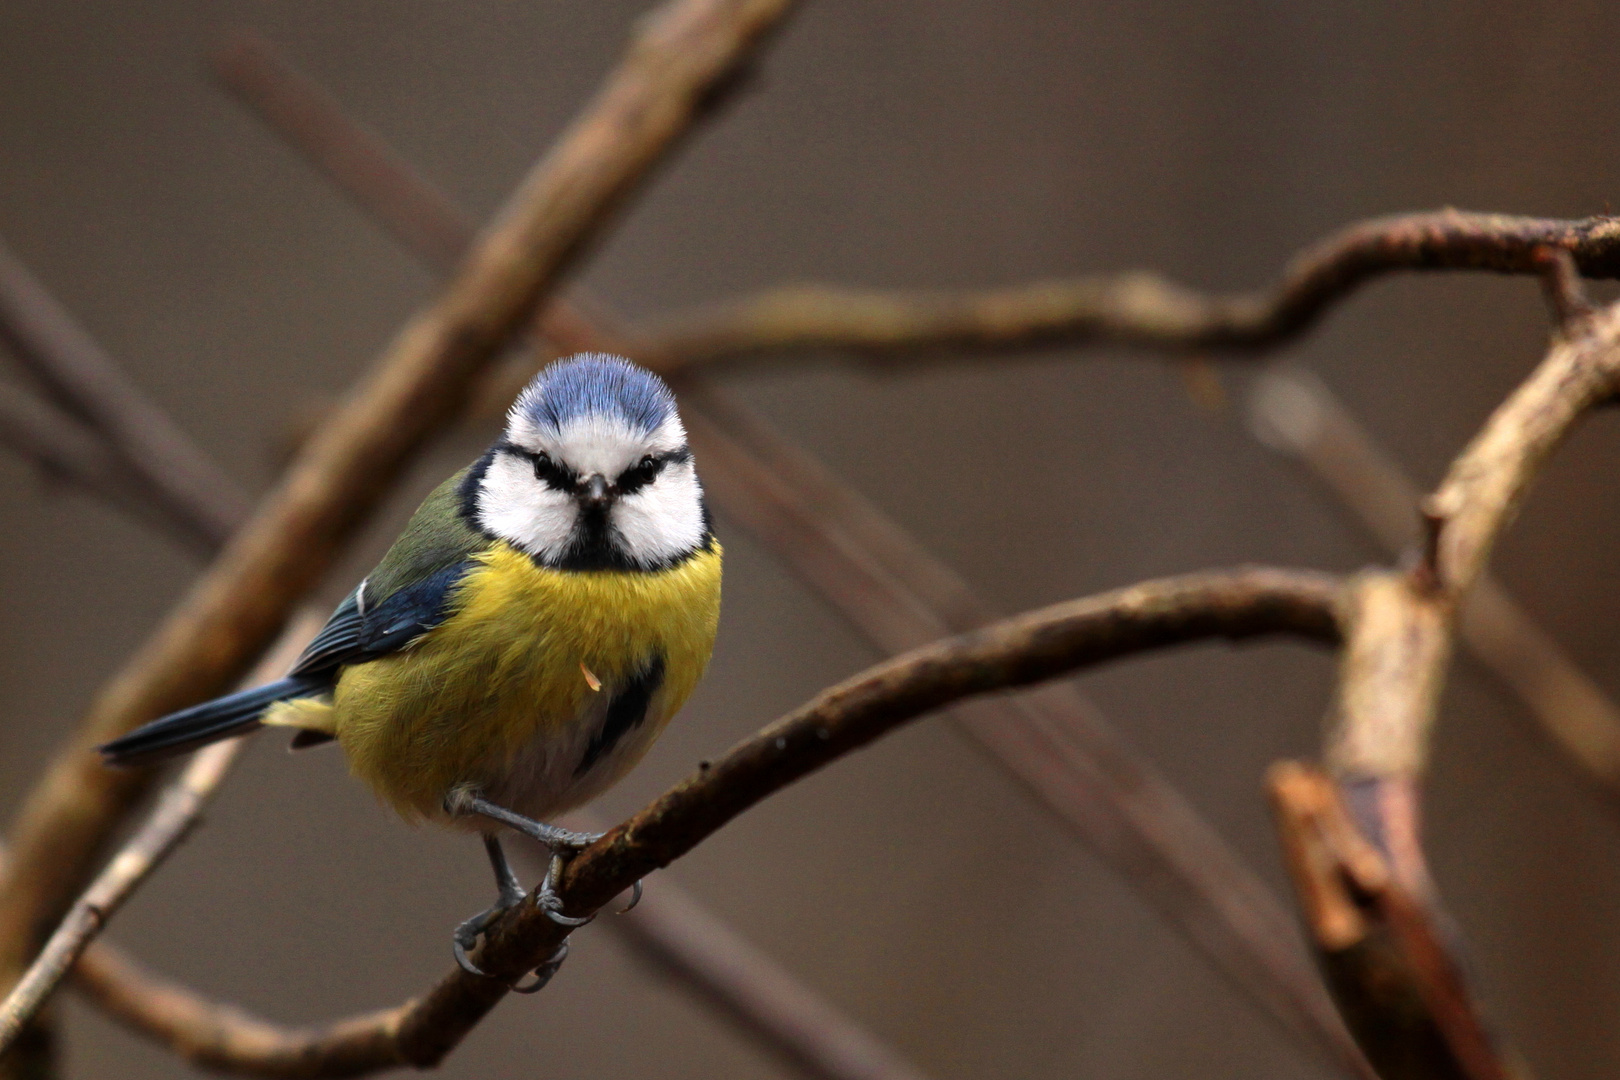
[{"x1": 366, "y1": 467, "x2": 489, "y2": 603}]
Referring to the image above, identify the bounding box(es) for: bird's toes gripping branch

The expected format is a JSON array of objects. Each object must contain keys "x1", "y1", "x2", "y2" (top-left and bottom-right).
[{"x1": 445, "y1": 788, "x2": 640, "y2": 991}]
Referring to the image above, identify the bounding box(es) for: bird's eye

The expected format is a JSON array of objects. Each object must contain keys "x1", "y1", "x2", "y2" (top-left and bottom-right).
[
  {"x1": 616, "y1": 453, "x2": 665, "y2": 494},
  {"x1": 522, "y1": 450, "x2": 573, "y2": 490}
]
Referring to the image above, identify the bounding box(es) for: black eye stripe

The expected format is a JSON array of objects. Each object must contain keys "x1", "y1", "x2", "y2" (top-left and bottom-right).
[
  {"x1": 497, "y1": 442, "x2": 690, "y2": 496},
  {"x1": 498, "y1": 442, "x2": 575, "y2": 491}
]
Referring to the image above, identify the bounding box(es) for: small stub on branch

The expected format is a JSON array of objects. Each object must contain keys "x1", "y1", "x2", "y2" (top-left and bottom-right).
[{"x1": 1532, "y1": 245, "x2": 1593, "y2": 331}]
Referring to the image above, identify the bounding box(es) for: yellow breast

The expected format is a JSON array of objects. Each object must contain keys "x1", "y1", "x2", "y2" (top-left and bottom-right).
[{"x1": 332, "y1": 540, "x2": 722, "y2": 823}]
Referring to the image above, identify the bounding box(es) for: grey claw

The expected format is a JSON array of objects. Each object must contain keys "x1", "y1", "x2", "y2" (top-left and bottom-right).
[
  {"x1": 616, "y1": 879, "x2": 644, "y2": 915},
  {"x1": 545, "y1": 906, "x2": 594, "y2": 928},
  {"x1": 453, "y1": 915, "x2": 495, "y2": 978},
  {"x1": 511, "y1": 941, "x2": 570, "y2": 994}
]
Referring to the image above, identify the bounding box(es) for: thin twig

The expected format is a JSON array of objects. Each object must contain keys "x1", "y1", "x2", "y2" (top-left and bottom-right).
[
  {"x1": 0, "y1": 614, "x2": 322, "y2": 1058},
  {"x1": 213, "y1": 38, "x2": 1377, "y2": 1078},
  {"x1": 613, "y1": 888, "x2": 931, "y2": 1080},
  {"x1": 0, "y1": 0, "x2": 796, "y2": 1022},
  {"x1": 0, "y1": 743, "x2": 236, "y2": 1057},
  {"x1": 1248, "y1": 368, "x2": 1620, "y2": 798},
  {"x1": 625, "y1": 211, "x2": 1620, "y2": 375},
  {"x1": 210, "y1": 32, "x2": 477, "y2": 276},
  {"x1": 0, "y1": 235, "x2": 248, "y2": 547}
]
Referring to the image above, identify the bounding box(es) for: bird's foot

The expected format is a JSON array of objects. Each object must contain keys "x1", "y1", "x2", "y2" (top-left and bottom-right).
[
  {"x1": 454, "y1": 850, "x2": 594, "y2": 990},
  {"x1": 454, "y1": 902, "x2": 570, "y2": 994},
  {"x1": 453, "y1": 896, "x2": 520, "y2": 978}
]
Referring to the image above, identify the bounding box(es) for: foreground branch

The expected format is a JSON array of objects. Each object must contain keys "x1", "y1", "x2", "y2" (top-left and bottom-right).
[
  {"x1": 55, "y1": 569, "x2": 1342, "y2": 1079},
  {"x1": 682, "y1": 400, "x2": 1375, "y2": 1077},
  {"x1": 0, "y1": 0, "x2": 795, "y2": 1029},
  {"x1": 215, "y1": 38, "x2": 1375, "y2": 1078},
  {"x1": 114, "y1": 567, "x2": 1337, "y2": 1076},
  {"x1": 630, "y1": 211, "x2": 1620, "y2": 373}
]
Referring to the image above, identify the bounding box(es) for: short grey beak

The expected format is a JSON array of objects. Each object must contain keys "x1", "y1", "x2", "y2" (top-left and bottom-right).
[{"x1": 580, "y1": 473, "x2": 611, "y2": 507}]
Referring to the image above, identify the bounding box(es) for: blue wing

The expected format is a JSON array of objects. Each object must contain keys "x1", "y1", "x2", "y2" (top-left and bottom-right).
[{"x1": 290, "y1": 559, "x2": 478, "y2": 678}]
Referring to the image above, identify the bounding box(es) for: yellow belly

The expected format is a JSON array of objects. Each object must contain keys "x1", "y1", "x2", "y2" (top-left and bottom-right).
[{"x1": 329, "y1": 541, "x2": 721, "y2": 825}]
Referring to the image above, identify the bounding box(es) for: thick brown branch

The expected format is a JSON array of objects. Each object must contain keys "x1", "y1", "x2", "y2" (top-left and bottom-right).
[
  {"x1": 73, "y1": 868, "x2": 932, "y2": 1080},
  {"x1": 565, "y1": 567, "x2": 1340, "y2": 900},
  {"x1": 0, "y1": 236, "x2": 247, "y2": 546},
  {"x1": 4, "y1": 12, "x2": 922, "y2": 1080},
  {"x1": 628, "y1": 211, "x2": 1620, "y2": 373},
  {"x1": 1248, "y1": 368, "x2": 1620, "y2": 798},
  {"x1": 61, "y1": 569, "x2": 1343, "y2": 1079},
  {"x1": 683, "y1": 399, "x2": 1376, "y2": 1078},
  {"x1": 129, "y1": 566, "x2": 1335, "y2": 1076},
  {"x1": 0, "y1": 0, "x2": 794, "y2": 1016},
  {"x1": 77, "y1": 941, "x2": 406, "y2": 1079},
  {"x1": 217, "y1": 39, "x2": 1375, "y2": 1078}
]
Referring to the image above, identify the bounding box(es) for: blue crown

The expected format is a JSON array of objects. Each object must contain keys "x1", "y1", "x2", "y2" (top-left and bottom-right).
[{"x1": 515, "y1": 353, "x2": 675, "y2": 435}]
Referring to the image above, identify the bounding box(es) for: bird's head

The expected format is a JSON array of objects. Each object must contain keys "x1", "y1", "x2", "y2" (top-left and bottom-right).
[{"x1": 468, "y1": 354, "x2": 709, "y2": 570}]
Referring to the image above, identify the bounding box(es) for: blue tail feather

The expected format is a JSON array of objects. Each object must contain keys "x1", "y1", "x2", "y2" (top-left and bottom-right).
[{"x1": 99, "y1": 674, "x2": 329, "y2": 766}]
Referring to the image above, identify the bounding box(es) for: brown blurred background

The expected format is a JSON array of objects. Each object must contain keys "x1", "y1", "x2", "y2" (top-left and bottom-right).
[{"x1": 2, "y1": 2, "x2": 1620, "y2": 1078}]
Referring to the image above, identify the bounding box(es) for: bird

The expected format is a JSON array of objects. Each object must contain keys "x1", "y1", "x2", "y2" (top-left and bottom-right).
[{"x1": 101, "y1": 353, "x2": 722, "y2": 987}]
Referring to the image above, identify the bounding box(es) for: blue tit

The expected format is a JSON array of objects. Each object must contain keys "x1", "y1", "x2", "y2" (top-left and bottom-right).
[{"x1": 102, "y1": 353, "x2": 722, "y2": 979}]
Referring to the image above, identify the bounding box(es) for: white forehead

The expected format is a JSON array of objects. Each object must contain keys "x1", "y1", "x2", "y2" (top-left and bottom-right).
[{"x1": 505, "y1": 409, "x2": 687, "y2": 477}]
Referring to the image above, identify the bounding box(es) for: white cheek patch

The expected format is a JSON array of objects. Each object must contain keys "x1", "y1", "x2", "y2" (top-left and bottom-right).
[
  {"x1": 476, "y1": 452, "x2": 579, "y2": 562},
  {"x1": 613, "y1": 462, "x2": 707, "y2": 565}
]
